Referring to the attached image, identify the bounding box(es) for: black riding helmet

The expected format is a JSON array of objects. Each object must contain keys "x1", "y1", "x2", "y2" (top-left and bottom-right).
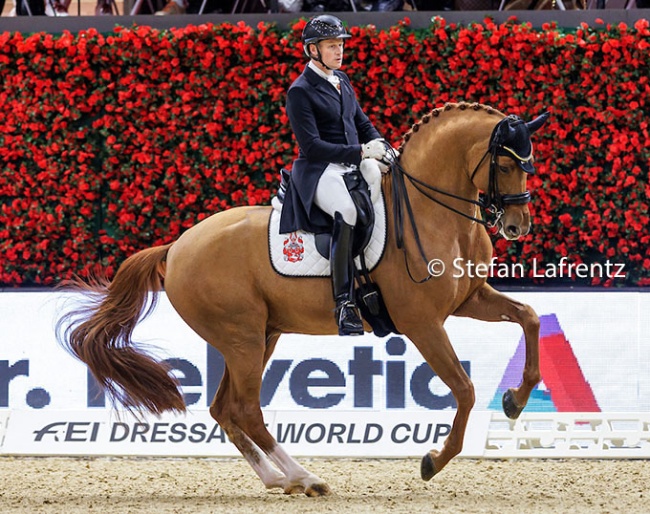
[{"x1": 302, "y1": 15, "x2": 352, "y2": 66}]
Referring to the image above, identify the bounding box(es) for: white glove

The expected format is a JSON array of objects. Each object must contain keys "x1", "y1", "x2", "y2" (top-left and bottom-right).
[
  {"x1": 360, "y1": 159, "x2": 382, "y2": 204},
  {"x1": 361, "y1": 139, "x2": 387, "y2": 160},
  {"x1": 376, "y1": 147, "x2": 399, "y2": 174},
  {"x1": 383, "y1": 147, "x2": 400, "y2": 164}
]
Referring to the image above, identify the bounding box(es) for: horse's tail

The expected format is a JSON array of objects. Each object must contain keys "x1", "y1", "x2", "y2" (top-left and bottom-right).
[{"x1": 56, "y1": 243, "x2": 185, "y2": 415}]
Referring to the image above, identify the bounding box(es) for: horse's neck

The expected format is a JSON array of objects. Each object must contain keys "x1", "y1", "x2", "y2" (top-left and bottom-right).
[
  {"x1": 390, "y1": 116, "x2": 488, "y2": 226},
  {"x1": 401, "y1": 116, "x2": 486, "y2": 198},
  {"x1": 383, "y1": 112, "x2": 493, "y2": 251}
]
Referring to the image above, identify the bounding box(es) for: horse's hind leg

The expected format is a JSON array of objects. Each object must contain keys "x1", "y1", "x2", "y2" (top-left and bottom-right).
[
  {"x1": 211, "y1": 333, "x2": 331, "y2": 496},
  {"x1": 210, "y1": 366, "x2": 287, "y2": 491},
  {"x1": 454, "y1": 283, "x2": 541, "y2": 419}
]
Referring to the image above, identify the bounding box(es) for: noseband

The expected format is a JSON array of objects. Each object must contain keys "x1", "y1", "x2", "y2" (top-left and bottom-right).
[{"x1": 388, "y1": 116, "x2": 532, "y2": 283}]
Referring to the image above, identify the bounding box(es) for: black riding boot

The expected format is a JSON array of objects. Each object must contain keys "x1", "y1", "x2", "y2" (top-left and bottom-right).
[{"x1": 331, "y1": 212, "x2": 364, "y2": 336}]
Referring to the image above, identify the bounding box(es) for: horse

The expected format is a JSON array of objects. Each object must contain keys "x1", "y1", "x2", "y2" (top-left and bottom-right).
[{"x1": 57, "y1": 102, "x2": 548, "y2": 497}]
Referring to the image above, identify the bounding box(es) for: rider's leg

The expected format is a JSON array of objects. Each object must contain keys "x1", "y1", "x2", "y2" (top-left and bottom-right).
[
  {"x1": 360, "y1": 159, "x2": 382, "y2": 204},
  {"x1": 314, "y1": 166, "x2": 363, "y2": 336},
  {"x1": 313, "y1": 165, "x2": 357, "y2": 226},
  {"x1": 330, "y1": 212, "x2": 363, "y2": 335}
]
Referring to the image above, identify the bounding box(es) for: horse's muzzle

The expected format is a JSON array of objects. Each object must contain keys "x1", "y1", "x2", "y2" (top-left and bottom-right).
[{"x1": 499, "y1": 206, "x2": 531, "y2": 240}]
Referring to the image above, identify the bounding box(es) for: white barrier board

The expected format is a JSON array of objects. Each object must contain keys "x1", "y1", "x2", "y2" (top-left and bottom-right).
[
  {"x1": 0, "y1": 409, "x2": 490, "y2": 458},
  {"x1": 1, "y1": 290, "x2": 649, "y2": 458}
]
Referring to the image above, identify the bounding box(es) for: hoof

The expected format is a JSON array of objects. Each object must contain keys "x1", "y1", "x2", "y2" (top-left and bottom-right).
[
  {"x1": 305, "y1": 482, "x2": 331, "y2": 497},
  {"x1": 502, "y1": 388, "x2": 524, "y2": 419},
  {"x1": 420, "y1": 450, "x2": 438, "y2": 481},
  {"x1": 283, "y1": 484, "x2": 305, "y2": 495}
]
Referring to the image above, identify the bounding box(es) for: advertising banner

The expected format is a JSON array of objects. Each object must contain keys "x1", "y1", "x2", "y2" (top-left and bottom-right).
[
  {"x1": 1, "y1": 290, "x2": 649, "y2": 456},
  {"x1": 0, "y1": 409, "x2": 490, "y2": 458}
]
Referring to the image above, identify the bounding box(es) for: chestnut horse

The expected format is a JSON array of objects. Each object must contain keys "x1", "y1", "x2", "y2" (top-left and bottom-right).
[{"x1": 58, "y1": 102, "x2": 547, "y2": 496}]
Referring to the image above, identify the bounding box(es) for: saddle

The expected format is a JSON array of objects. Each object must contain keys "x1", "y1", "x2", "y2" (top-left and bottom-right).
[
  {"x1": 274, "y1": 168, "x2": 398, "y2": 337},
  {"x1": 276, "y1": 168, "x2": 375, "y2": 260}
]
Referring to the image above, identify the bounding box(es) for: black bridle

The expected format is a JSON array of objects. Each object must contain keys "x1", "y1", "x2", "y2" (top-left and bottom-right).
[
  {"x1": 388, "y1": 117, "x2": 532, "y2": 283},
  {"x1": 473, "y1": 118, "x2": 533, "y2": 214}
]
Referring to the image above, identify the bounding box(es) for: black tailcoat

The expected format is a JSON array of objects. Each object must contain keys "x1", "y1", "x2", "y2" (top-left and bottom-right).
[{"x1": 279, "y1": 65, "x2": 381, "y2": 234}]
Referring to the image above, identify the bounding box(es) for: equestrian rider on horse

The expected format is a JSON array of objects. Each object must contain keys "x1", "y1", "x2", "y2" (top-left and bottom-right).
[{"x1": 279, "y1": 15, "x2": 389, "y2": 336}]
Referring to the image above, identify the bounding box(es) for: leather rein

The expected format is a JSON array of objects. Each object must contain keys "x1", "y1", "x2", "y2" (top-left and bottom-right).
[{"x1": 386, "y1": 118, "x2": 532, "y2": 283}]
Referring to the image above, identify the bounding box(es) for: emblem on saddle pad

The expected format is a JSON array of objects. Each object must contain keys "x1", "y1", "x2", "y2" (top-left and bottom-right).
[{"x1": 283, "y1": 232, "x2": 305, "y2": 263}]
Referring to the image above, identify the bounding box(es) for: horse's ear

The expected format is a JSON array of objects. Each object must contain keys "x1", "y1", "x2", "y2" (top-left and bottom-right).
[{"x1": 526, "y1": 111, "x2": 550, "y2": 133}]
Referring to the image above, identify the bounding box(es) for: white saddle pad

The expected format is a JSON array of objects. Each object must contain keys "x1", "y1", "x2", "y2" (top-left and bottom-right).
[{"x1": 268, "y1": 195, "x2": 387, "y2": 277}]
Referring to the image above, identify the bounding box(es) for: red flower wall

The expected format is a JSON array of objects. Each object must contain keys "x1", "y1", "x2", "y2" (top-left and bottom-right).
[{"x1": 0, "y1": 18, "x2": 648, "y2": 286}]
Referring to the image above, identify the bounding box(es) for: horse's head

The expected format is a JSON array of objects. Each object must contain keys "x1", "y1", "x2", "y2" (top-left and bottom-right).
[{"x1": 472, "y1": 112, "x2": 549, "y2": 240}]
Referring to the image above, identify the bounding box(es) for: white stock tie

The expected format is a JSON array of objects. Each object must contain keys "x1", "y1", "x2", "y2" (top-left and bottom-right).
[{"x1": 327, "y1": 74, "x2": 341, "y2": 94}]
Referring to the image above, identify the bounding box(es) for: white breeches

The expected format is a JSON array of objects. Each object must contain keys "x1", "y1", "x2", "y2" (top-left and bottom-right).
[{"x1": 314, "y1": 163, "x2": 358, "y2": 226}]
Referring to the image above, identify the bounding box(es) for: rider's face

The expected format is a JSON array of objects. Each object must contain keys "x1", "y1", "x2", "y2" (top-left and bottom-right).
[{"x1": 312, "y1": 38, "x2": 345, "y2": 71}]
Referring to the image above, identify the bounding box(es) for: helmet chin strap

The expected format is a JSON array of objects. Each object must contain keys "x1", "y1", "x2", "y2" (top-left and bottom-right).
[{"x1": 310, "y1": 44, "x2": 332, "y2": 71}]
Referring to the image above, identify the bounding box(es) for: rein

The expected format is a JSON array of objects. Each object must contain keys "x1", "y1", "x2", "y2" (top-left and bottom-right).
[{"x1": 386, "y1": 117, "x2": 531, "y2": 283}]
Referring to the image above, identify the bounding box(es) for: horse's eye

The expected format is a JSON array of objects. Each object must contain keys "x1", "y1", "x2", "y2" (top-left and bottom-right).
[{"x1": 499, "y1": 165, "x2": 510, "y2": 174}]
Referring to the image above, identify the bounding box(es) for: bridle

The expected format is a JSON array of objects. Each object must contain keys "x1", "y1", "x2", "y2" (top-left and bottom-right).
[
  {"x1": 472, "y1": 116, "x2": 533, "y2": 216},
  {"x1": 387, "y1": 116, "x2": 532, "y2": 283}
]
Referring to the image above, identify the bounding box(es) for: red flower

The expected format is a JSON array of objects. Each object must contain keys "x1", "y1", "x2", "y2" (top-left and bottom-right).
[{"x1": 0, "y1": 19, "x2": 648, "y2": 287}]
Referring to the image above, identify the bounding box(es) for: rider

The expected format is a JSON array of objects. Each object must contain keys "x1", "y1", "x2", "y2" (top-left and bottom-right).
[{"x1": 279, "y1": 14, "x2": 389, "y2": 337}]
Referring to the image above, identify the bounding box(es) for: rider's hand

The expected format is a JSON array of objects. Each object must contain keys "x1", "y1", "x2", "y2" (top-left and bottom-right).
[
  {"x1": 361, "y1": 139, "x2": 387, "y2": 160},
  {"x1": 382, "y1": 147, "x2": 400, "y2": 165},
  {"x1": 377, "y1": 146, "x2": 399, "y2": 174}
]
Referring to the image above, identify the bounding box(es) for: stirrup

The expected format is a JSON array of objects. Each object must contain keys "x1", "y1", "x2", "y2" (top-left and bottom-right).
[{"x1": 336, "y1": 301, "x2": 364, "y2": 336}]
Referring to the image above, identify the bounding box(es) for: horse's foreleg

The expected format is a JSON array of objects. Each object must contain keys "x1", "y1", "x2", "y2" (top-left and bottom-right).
[
  {"x1": 407, "y1": 324, "x2": 475, "y2": 480},
  {"x1": 454, "y1": 283, "x2": 541, "y2": 418}
]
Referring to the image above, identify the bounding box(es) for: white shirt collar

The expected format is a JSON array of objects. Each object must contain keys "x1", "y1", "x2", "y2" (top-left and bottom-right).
[
  {"x1": 309, "y1": 61, "x2": 340, "y2": 92},
  {"x1": 308, "y1": 60, "x2": 332, "y2": 80}
]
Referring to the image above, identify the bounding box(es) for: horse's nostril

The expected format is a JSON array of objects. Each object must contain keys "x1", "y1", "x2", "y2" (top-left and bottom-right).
[{"x1": 507, "y1": 226, "x2": 520, "y2": 237}]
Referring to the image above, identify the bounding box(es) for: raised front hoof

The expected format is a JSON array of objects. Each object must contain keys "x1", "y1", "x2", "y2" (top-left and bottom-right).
[
  {"x1": 420, "y1": 450, "x2": 439, "y2": 481},
  {"x1": 502, "y1": 388, "x2": 524, "y2": 419},
  {"x1": 305, "y1": 482, "x2": 332, "y2": 497}
]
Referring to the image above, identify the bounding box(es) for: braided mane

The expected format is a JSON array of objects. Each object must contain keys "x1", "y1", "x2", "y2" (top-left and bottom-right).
[{"x1": 398, "y1": 102, "x2": 502, "y2": 153}]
